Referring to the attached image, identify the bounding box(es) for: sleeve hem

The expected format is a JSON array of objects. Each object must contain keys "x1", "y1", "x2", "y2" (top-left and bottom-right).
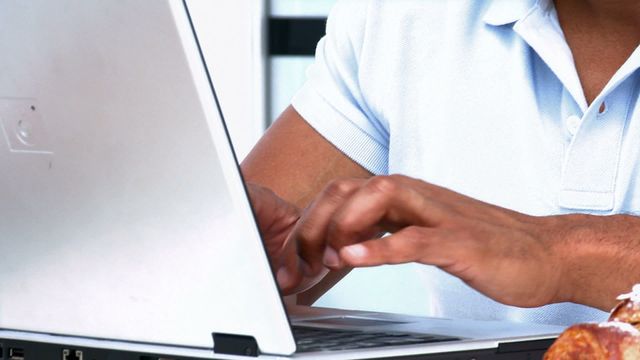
[{"x1": 292, "y1": 82, "x2": 389, "y2": 176}]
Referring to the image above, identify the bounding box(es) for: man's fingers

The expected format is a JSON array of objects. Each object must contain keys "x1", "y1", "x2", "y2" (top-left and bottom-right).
[
  {"x1": 276, "y1": 262, "x2": 303, "y2": 294},
  {"x1": 338, "y1": 226, "x2": 459, "y2": 268},
  {"x1": 326, "y1": 176, "x2": 447, "y2": 252},
  {"x1": 270, "y1": 232, "x2": 303, "y2": 293},
  {"x1": 292, "y1": 178, "x2": 365, "y2": 274}
]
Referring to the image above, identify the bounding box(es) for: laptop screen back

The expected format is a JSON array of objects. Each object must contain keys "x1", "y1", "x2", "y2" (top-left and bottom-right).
[{"x1": 0, "y1": 0, "x2": 295, "y2": 355}]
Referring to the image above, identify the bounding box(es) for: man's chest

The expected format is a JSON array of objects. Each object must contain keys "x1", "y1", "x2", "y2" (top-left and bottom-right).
[{"x1": 363, "y1": 43, "x2": 640, "y2": 216}]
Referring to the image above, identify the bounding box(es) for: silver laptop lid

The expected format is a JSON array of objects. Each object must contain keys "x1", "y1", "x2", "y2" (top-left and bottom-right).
[{"x1": 0, "y1": 0, "x2": 296, "y2": 355}]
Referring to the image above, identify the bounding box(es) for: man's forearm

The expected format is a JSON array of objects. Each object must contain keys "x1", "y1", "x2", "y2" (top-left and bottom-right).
[
  {"x1": 285, "y1": 174, "x2": 640, "y2": 311},
  {"x1": 550, "y1": 214, "x2": 640, "y2": 311}
]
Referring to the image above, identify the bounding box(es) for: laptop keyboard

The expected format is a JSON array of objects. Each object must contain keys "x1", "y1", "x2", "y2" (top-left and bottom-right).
[{"x1": 292, "y1": 326, "x2": 460, "y2": 353}]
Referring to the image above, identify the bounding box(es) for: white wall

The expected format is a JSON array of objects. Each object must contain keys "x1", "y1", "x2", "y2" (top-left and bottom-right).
[{"x1": 187, "y1": 0, "x2": 266, "y2": 161}]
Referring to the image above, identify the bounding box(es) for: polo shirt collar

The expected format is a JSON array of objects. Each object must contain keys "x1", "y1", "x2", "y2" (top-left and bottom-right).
[
  {"x1": 484, "y1": 0, "x2": 590, "y2": 110},
  {"x1": 482, "y1": 0, "x2": 540, "y2": 26}
]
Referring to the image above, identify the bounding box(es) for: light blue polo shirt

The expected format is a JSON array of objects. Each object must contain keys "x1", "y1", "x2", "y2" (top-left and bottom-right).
[{"x1": 291, "y1": 0, "x2": 640, "y2": 326}]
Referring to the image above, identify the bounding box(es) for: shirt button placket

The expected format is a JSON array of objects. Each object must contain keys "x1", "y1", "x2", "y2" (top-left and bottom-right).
[{"x1": 559, "y1": 79, "x2": 634, "y2": 212}]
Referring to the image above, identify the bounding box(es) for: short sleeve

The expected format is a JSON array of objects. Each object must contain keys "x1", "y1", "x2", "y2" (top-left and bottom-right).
[{"x1": 291, "y1": 0, "x2": 389, "y2": 175}]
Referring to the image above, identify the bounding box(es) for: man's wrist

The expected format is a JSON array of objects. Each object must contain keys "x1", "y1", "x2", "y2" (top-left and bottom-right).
[
  {"x1": 544, "y1": 214, "x2": 640, "y2": 311},
  {"x1": 543, "y1": 214, "x2": 588, "y2": 305}
]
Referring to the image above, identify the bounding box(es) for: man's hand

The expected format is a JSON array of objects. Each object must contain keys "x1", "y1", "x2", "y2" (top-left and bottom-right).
[
  {"x1": 289, "y1": 175, "x2": 640, "y2": 310},
  {"x1": 246, "y1": 183, "x2": 329, "y2": 295}
]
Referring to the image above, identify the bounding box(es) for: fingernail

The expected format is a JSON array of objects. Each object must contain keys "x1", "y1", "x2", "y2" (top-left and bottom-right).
[
  {"x1": 276, "y1": 267, "x2": 292, "y2": 288},
  {"x1": 322, "y1": 247, "x2": 340, "y2": 268},
  {"x1": 343, "y1": 244, "x2": 367, "y2": 260}
]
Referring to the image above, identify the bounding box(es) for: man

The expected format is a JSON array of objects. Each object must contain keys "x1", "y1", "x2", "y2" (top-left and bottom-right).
[{"x1": 242, "y1": 0, "x2": 640, "y2": 326}]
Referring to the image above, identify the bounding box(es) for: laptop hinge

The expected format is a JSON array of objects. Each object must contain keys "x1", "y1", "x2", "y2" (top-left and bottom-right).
[
  {"x1": 497, "y1": 338, "x2": 555, "y2": 353},
  {"x1": 212, "y1": 333, "x2": 259, "y2": 357}
]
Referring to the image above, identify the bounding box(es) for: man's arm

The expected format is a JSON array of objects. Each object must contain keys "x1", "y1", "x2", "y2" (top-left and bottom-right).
[
  {"x1": 241, "y1": 106, "x2": 372, "y2": 304},
  {"x1": 286, "y1": 174, "x2": 640, "y2": 311},
  {"x1": 552, "y1": 213, "x2": 640, "y2": 310}
]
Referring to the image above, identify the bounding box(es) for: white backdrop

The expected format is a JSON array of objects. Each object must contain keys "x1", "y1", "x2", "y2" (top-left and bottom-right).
[{"x1": 187, "y1": 0, "x2": 266, "y2": 161}]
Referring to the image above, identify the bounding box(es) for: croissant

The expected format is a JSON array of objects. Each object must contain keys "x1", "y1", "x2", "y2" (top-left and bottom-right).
[{"x1": 544, "y1": 286, "x2": 640, "y2": 359}]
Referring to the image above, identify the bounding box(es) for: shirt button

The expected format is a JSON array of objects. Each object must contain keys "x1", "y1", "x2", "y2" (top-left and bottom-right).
[{"x1": 566, "y1": 115, "x2": 581, "y2": 136}]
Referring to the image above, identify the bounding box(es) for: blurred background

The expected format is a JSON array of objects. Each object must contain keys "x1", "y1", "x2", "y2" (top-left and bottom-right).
[
  {"x1": 189, "y1": 0, "x2": 431, "y2": 315},
  {"x1": 189, "y1": 0, "x2": 336, "y2": 160}
]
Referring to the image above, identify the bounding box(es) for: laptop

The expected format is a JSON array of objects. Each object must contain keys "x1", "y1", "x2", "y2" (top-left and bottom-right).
[{"x1": 0, "y1": 1, "x2": 564, "y2": 359}]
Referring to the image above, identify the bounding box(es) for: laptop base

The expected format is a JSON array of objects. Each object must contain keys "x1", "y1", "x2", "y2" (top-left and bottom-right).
[{"x1": 0, "y1": 337, "x2": 554, "y2": 360}]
